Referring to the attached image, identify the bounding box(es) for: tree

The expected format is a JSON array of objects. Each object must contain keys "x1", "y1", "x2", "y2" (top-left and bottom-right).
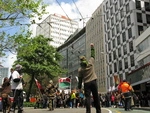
[
  {"x1": 13, "y1": 35, "x2": 66, "y2": 101},
  {"x1": 0, "y1": 0, "x2": 47, "y2": 57}
]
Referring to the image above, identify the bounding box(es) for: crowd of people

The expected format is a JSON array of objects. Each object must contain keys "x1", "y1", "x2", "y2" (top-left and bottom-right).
[{"x1": 34, "y1": 87, "x2": 150, "y2": 110}]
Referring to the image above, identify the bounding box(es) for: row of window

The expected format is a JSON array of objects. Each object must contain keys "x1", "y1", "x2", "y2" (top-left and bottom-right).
[
  {"x1": 107, "y1": 42, "x2": 133, "y2": 62},
  {"x1": 107, "y1": 54, "x2": 135, "y2": 74}
]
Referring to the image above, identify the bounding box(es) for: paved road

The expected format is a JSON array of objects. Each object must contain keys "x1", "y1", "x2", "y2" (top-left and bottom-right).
[
  {"x1": 21, "y1": 107, "x2": 149, "y2": 113},
  {"x1": 22, "y1": 107, "x2": 111, "y2": 113}
]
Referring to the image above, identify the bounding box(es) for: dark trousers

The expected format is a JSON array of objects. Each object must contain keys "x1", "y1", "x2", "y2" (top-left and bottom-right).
[
  {"x1": 124, "y1": 97, "x2": 131, "y2": 111},
  {"x1": 84, "y1": 80, "x2": 101, "y2": 113},
  {"x1": 12, "y1": 89, "x2": 23, "y2": 111}
]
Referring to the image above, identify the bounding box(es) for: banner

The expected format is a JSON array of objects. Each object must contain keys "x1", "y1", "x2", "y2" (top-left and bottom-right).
[{"x1": 58, "y1": 77, "x2": 71, "y2": 89}]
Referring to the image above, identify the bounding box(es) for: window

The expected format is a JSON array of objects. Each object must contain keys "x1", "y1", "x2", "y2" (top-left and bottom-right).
[
  {"x1": 118, "y1": 47, "x2": 121, "y2": 57},
  {"x1": 110, "y1": 0, "x2": 112, "y2": 6},
  {"x1": 138, "y1": 25, "x2": 143, "y2": 35},
  {"x1": 146, "y1": 14, "x2": 150, "y2": 24},
  {"x1": 120, "y1": 8, "x2": 124, "y2": 19},
  {"x1": 106, "y1": 11, "x2": 109, "y2": 20},
  {"x1": 120, "y1": 0, "x2": 123, "y2": 7},
  {"x1": 119, "y1": 60, "x2": 122, "y2": 71},
  {"x1": 110, "y1": 7, "x2": 113, "y2": 16},
  {"x1": 116, "y1": 13, "x2": 119, "y2": 22},
  {"x1": 114, "y1": 62, "x2": 117, "y2": 72},
  {"x1": 113, "y1": 51, "x2": 116, "y2": 59},
  {"x1": 122, "y1": 32, "x2": 126, "y2": 42},
  {"x1": 107, "y1": 21, "x2": 110, "y2": 30},
  {"x1": 137, "y1": 13, "x2": 142, "y2": 22},
  {"x1": 126, "y1": 3, "x2": 130, "y2": 14},
  {"x1": 121, "y1": 20, "x2": 125, "y2": 30},
  {"x1": 109, "y1": 64, "x2": 112, "y2": 74},
  {"x1": 145, "y1": 2, "x2": 150, "y2": 11},
  {"x1": 108, "y1": 31, "x2": 110, "y2": 40},
  {"x1": 108, "y1": 42, "x2": 111, "y2": 51},
  {"x1": 106, "y1": 2, "x2": 109, "y2": 10},
  {"x1": 113, "y1": 39, "x2": 116, "y2": 48},
  {"x1": 115, "y1": 2, "x2": 118, "y2": 12},
  {"x1": 117, "y1": 36, "x2": 120, "y2": 45},
  {"x1": 130, "y1": 55, "x2": 135, "y2": 67},
  {"x1": 136, "y1": 0, "x2": 141, "y2": 10},
  {"x1": 128, "y1": 27, "x2": 132, "y2": 39},
  {"x1": 111, "y1": 17, "x2": 114, "y2": 26},
  {"x1": 112, "y1": 28, "x2": 115, "y2": 37},
  {"x1": 129, "y1": 41, "x2": 133, "y2": 52},
  {"x1": 123, "y1": 44, "x2": 127, "y2": 55},
  {"x1": 124, "y1": 57, "x2": 128, "y2": 69},
  {"x1": 116, "y1": 24, "x2": 120, "y2": 34},
  {"x1": 109, "y1": 54, "x2": 112, "y2": 62},
  {"x1": 127, "y1": 15, "x2": 131, "y2": 26}
]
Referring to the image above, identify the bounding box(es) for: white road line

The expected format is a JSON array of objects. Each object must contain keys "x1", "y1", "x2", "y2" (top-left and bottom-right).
[{"x1": 102, "y1": 108, "x2": 112, "y2": 113}]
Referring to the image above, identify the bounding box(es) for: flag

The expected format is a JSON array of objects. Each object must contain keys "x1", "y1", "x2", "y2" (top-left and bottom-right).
[
  {"x1": 34, "y1": 78, "x2": 42, "y2": 89},
  {"x1": 58, "y1": 77, "x2": 71, "y2": 89}
]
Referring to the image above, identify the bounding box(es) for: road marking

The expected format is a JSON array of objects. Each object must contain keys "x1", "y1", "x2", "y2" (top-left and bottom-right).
[{"x1": 102, "y1": 108, "x2": 112, "y2": 113}]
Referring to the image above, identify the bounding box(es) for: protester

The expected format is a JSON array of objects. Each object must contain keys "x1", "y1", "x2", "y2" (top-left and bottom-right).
[
  {"x1": 78, "y1": 43, "x2": 101, "y2": 113},
  {"x1": 11, "y1": 64, "x2": 25, "y2": 113},
  {"x1": 120, "y1": 80, "x2": 134, "y2": 111},
  {"x1": 45, "y1": 80, "x2": 56, "y2": 110},
  {"x1": 1, "y1": 77, "x2": 11, "y2": 113}
]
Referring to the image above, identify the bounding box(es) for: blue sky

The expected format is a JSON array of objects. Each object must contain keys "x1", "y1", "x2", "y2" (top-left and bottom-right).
[{"x1": 2, "y1": 0, "x2": 103, "y2": 70}]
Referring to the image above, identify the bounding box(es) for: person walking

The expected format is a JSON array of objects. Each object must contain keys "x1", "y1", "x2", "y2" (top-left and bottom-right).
[
  {"x1": 120, "y1": 80, "x2": 133, "y2": 111},
  {"x1": 78, "y1": 43, "x2": 101, "y2": 113},
  {"x1": 11, "y1": 64, "x2": 25, "y2": 113},
  {"x1": 1, "y1": 77, "x2": 11, "y2": 113}
]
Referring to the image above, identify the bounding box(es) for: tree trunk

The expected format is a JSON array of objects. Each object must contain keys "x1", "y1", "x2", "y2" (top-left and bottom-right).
[{"x1": 26, "y1": 73, "x2": 35, "y2": 102}]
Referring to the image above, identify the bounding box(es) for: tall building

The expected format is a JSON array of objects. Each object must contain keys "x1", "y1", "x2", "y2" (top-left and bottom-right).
[
  {"x1": 86, "y1": 4, "x2": 107, "y2": 92},
  {"x1": 36, "y1": 14, "x2": 79, "y2": 48},
  {"x1": 102, "y1": 0, "x2": 150, "y2": 90}
]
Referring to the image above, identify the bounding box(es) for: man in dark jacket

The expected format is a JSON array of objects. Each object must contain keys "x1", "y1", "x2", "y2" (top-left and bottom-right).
[{"x1": 78, "y1": 43, "x2": 101, "y2": 113}]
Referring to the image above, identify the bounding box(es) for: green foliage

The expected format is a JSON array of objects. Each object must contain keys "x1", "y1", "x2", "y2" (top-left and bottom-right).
[
  {"x1": 14, "y1": 35, "x2": 66, "y2": 78},
  {"x1": 0, "y1": 0, "x2": 47, "y2": 57},
  {"x1": 13, "y1": 35, "x2": 66, "y2": 101}
]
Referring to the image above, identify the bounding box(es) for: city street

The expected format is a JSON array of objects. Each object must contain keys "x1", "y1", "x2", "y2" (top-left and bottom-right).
[{"x1": 21, "y1": 107, "x2": 149, "y2": 113}]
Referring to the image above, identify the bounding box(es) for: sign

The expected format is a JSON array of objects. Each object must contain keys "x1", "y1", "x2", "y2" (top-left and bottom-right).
[{"x1": 58, "y1": 77, "x2": 71, "y2": 89}]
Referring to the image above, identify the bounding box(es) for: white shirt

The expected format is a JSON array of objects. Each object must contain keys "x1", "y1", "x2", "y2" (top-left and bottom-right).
[{"x1": 11, "y1": 70, "x2": 23, "y2": 90}]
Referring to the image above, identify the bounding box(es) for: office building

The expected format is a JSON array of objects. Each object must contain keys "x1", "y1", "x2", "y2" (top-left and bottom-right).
[
  {"x1": 86, "y1": 4, "x2": 107, "y2": 92},
  {"x1": 36, "y1": 14, "x2": 79, "y2": 48},
  {"x1": 102, "y1": 0, "x2": 150, "y2": 89}
]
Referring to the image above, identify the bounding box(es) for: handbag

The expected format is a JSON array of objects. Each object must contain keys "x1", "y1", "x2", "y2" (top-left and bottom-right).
[{"x1": 13, "y1": 78, "x2": 21, "y2": 82}]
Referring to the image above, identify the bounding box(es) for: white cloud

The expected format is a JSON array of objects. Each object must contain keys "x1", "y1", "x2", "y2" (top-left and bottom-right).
[{"x1": 3, "y1": 0, "x2": 103, "y2": 68}]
